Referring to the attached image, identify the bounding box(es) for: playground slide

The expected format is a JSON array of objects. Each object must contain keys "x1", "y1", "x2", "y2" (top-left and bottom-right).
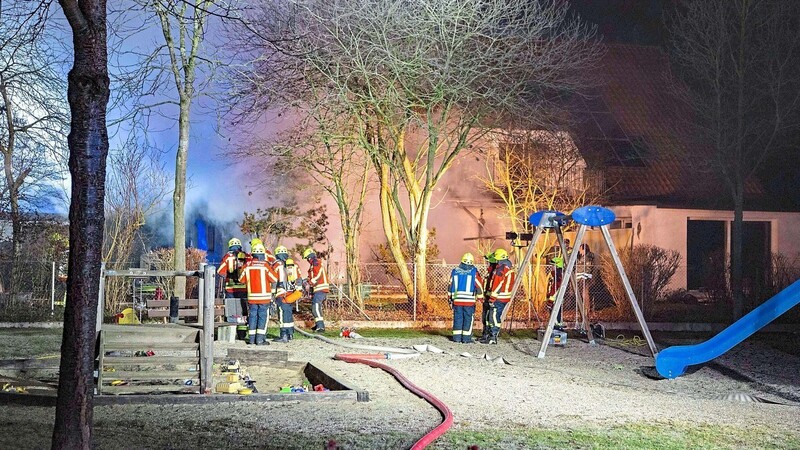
[{"x1": 655, "y1": 278, "x2": 800, "y2": 379}]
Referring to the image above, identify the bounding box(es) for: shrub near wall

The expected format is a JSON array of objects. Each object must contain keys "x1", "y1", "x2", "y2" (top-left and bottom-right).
[{"x1": 600, "y1": 244, "x2": 681, "y2": 321}]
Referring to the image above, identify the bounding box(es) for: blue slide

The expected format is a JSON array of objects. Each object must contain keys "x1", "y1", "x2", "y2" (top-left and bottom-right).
[{"x1": 656, "y1": 278, "x2": 800, "y2": 379}]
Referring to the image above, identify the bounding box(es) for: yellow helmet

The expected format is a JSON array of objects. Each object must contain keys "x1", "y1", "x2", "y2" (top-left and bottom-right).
[
  {"x1": 285, "y1": 258, "x2": 295, "y2": 266},
  {"x1": 250, "y1": 237, "x2": 262, "y2": 248},
  {"x1": 252, "y1": 243, "x2": 266, "y2": 254},
  {"x1": 461, "y1": 252, "x2": 474, "y2": 265},
  {"x1": 275, "y1": 245, "x2": 289, "y2": 256},
  {"x1": 237, "y1": 251, "x2": 247, "y2": 260},
  {"x1": 302, "y1": 248, "x2": 315, "y2": 259},
  {"x1": 494, "y1": 248, "x2": 509, "y2": 261},
  {"x1": 228, "y1": 238, "x2": 242, "y2": 249}
]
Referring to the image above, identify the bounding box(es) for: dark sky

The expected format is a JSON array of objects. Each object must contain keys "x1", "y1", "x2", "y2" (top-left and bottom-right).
[{"x1": 570, "y1": 0, "x2": 674, "y2": 46}]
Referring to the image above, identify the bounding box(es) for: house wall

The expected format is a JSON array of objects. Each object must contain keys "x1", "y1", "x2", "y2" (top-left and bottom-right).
[{"x1": 611, "y1": 205, "x2": 800, "y2": 290}]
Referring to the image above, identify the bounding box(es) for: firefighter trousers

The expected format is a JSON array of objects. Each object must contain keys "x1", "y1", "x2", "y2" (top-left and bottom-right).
[
  {"x1": 312, "y1": 291, "x2": 326, "y2": 330},
  {"x1": 489, "y1": 301, "x2": 508, "y2": 338},
  {"x1": 452, "y1": 304, "x2": 476, "y2": 343},
  {"x1": 247, "y1": 303, "x2": 269, "y2": 344}
]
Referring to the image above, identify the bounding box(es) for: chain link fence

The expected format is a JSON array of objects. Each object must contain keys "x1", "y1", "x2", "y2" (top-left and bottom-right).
[
  {"x1": 3, "y1": 258, "x2": 799, "y2": 326},
  {"x1": 0, "y1": 261, "x2": 63, "y2": 321}
]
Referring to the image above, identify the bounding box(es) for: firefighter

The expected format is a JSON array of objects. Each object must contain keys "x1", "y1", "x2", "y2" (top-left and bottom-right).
[
  {"x1": 448, "y1": 253, "x2": 484, "y2": 343},
  {"x1": 249, "y1": 237, "x2": 279, "y2": 264},
  {"x1": 546, "y1": 238, "x2": 570, "y2": 330},
  {"x1": 303, "y1": 248, "x2": 329, "y2": 332},
  {"x1": 478, "y1": 251, "x2": 498, "y2": 344},
  {"x1": 485, "y1": 248, "x2": 516, "y2": 344},
  {"x1": 238, "y1": 243, "x2": 277, "y2": 345},
  {"x1": 272, "y1": 245, "x2": 296, "y2": 343},
  {"x1": 217, "y1": 238, "x2": 249, "y2": 318}
]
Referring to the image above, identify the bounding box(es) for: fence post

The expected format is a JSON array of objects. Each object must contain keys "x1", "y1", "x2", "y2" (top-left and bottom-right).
[
  {"x1": 51, "y1": 261, "x2": 56, "y2": 315},
  {"x1": 413, "y1": 263, "x2": 417, "y2": 322},
  {"x1": 96, "y1": 262, "x2": 106, "y2": 333},
  {"x1": 198, "y1": 263, "x2": 206, "y2": 325},
  {"x1": 201, "y1": 264, "x2": 215, "y2": 394}
]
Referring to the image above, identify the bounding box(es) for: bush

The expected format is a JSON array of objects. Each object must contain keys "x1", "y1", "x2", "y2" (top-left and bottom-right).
[{"x1": 600, "y1": 244, "x2": 681, "y2": 320}]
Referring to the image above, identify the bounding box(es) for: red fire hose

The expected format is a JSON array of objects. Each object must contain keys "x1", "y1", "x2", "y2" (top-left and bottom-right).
[{"x1": 334, "y1": 353, "x2": 453, "y2": 450}]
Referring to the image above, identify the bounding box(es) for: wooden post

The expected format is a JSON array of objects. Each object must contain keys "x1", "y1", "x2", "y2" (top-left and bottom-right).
[
  {"x1": 97, "y1": 262, "x2": 106, "y2": 334},
  {"x1": 198, "y1": 263, "x2": 206, "y2": 325},
  {"x1": 200, "y1": 264, "x2": 215, "y2": 394}
]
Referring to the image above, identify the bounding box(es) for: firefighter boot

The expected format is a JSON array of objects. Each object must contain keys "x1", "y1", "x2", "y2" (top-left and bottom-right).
[{"x1": 273, "y1": 330, "x2": 289, "y2": 343}]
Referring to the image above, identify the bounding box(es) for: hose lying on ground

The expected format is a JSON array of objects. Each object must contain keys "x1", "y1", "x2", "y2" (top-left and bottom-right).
[
  {"x1": 293, "y1": 326, "x2": 420, "y2": 355},
  {"x1": 294, "y1": 326, "x2": 452, "y2": 449},
  {"x1": 334, "y1": 353, "x2": 453, "y2": 450}
]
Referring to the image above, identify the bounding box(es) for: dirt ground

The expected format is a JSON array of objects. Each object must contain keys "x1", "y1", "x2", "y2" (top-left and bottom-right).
[{"x1": 1, "y1": 329, "x2": 800, "y2": 449}]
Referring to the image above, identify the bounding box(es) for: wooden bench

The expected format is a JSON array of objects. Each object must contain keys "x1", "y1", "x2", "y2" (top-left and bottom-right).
[{"x1": 146, "y1": 298, "x2": 224, "y2": 319}]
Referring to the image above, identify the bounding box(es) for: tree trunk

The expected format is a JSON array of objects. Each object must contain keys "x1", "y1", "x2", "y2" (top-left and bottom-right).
[
  {"x1": 342, "y1": 228, "x2": 363, "y2": 309},
  {"x1": 53, "y1": 1, "x2": 109, "y2": 448},
  {"x1": 0, "y1": 78, "x2": 22, "y2": 293},
  {"x1": 377, "y1": 165, "x2": 414, "y2": 298},
  {"x1": 172, "y1": 97, "x2": 190, "y2": 300},
  {"x1": 731, "y1": 186, "x2": 744, "y2": 320}
]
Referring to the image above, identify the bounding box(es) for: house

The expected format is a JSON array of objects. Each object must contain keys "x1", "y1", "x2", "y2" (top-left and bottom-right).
[{"x1": 344, "y1": 44, "x2": 800, "y2": 296}]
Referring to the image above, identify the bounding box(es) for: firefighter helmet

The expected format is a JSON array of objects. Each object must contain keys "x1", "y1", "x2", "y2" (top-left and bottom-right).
[
  {"x1": 237, "y1": 251, "x2": 247, "y2": 260},
  {"x1": 494, "y1": 248, "x2": 509, "y2": 261},
  {"x1": 252, "y1": 243, "x2": 266, "y2": 254},
  {"x1": 285, "y1": 258, "x2": 295, "y2": 266},
  {"x1": 303, "y1": 248, "x2": 315, "y2": 259},
  {"x1": 228, "y1": 238, "x2": 242, "y2": 249},
  {"x1": 275, "y1": 245, "x2": 289, "y2": 256},
  {"x1": 250, "y1": 237, "x2": 262, "y2": 248},
  {"x1": 485, "y1": 252, "x2": 497, "y2": 264},
  {"x1": 461, "y1": 252, "x2": 474, "y2": 265}
]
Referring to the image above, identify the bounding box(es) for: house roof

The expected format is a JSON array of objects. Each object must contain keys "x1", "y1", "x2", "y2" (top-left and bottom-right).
[{"x1": 570, "y1": 44, "x2": 770, "y2": 210}]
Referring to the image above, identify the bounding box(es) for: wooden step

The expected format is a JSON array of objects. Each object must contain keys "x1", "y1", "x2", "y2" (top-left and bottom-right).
[
  {"x1": 103, "y1": 356, "x2": 199, "y2": 366},
  {"x1": 103, "y1": 370, "x2": 200, "y2": 381},
  {"x1": 104, "y1": 343, "x2": 199, "y2": 351},
  {"x1": 100, "y1": 384, "x2": 199, "y2": 395}
]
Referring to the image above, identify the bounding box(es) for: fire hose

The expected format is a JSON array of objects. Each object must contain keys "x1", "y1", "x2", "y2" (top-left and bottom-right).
[
  {"x1": 334, "y1": 353, "x2": 454, "y2": 450},
  {"x1": 294, "y1": 327, "x2": 453, "y2": 449}
]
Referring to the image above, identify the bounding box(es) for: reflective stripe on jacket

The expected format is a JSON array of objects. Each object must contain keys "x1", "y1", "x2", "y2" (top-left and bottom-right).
[
  {"x1": 238, "y1": 261, "x2": 277, "y2": 304},
  {"x1": 449, "y1": 265, "x2": 484, "y2": 306},
  {"x1": 489, "y1": 262, "x2": 516, "y2": 303},
  {"x1": 307, "y1": 257, "x2": 329, "y2": 293}
]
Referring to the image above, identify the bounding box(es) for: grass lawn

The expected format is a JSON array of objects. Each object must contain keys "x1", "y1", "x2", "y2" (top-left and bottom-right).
[
  {"x1": 431, "y1": 422, "x2": 800, "y2": 450},
  {"x1": 0, "y1": 327, "x2": 63, "y2": 359}
]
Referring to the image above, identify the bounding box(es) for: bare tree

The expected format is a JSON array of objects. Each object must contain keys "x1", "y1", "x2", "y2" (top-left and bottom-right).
[
  {"x1": 233, "y1": 0, "x2": 598, "y2": 311},
  {"x1": 53, "y1": 0, "x2": 110, "y2": 448},
  {"x1": 118, "y1": 0, "x2": 217, "y2": 301},
  {"x1": 478, "y1": 129, "x2": 597, "y2": 315},
  {"x1": 669, "y1": 0, "x2": 800, "y2": 319},
  {"x1": 103, "y1": 133, "x2": 169, "y2": 313},
  {"x1": 0, "y1": 1, "x2": 69, "y2": 287},
  {"x1": 232, "y1": 101, "x2": 370, "y2": 307}
]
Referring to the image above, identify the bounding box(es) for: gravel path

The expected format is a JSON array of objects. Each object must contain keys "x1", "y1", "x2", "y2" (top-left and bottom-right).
[{"x1": 1, "y1": 333, "x2": 799, "y2": 449}]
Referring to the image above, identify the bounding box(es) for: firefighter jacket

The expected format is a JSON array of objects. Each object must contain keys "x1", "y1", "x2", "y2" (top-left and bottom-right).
[
  {"x1": 238, "y1": 260, "x2": 277, "y2": 304},
  {"x1": 306, "y1": 256, "x2": 330, "y2": 294},
  {"x1": 448, "y1": 263, "x2": 484, "y2": 306},
  {"x1": 488, "y1": 260, "x2": 516, "y2": 303},
  {"x1": 269, "y1": 259, "x2": 286, "y2": 299},
  {"x1": 483, "y1": 262, "x2": 498, "y2": 299},
  {"x1": 217, "y1": 251, "x2": 248, "y2": 295}
]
